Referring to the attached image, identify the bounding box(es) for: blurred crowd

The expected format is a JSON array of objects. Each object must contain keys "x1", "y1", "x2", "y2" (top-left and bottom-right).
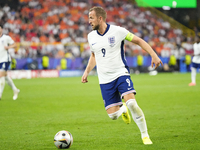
[{"x1": 0, "y1": 0, "x2": 196, "y2": 61}]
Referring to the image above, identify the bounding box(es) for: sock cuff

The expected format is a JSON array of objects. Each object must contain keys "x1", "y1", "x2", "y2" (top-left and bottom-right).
[
  {"x1": 108, "y1": 109, "x2": 120, "y2": 116},
  {"x1": 126, "y1": 99, "x2": 136, "y2": 106},
  {"x1": 108, "y1": 109, "x2": 121, "y2": 120}
]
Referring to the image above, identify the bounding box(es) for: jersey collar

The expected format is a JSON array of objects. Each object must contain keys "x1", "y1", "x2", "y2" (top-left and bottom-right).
[{"x1": 97, "y1": 23, "x2": 110, "y2": 36}]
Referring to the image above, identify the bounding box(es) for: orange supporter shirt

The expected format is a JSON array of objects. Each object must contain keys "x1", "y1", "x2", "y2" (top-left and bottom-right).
[
  {"x1": 28, "y1": 23, "x2": 34, "y2": 30},
  {"x1": 14, "y1": 19, "x2": 22, "y2": 25},
  {"x1": 8, "y1": 32, "x2": 14, "y2": 39},
  {"x1": 52, "y1": 15, "x2": 59, "y2": 24},
  {"x1": 40, "y1": 35, "x2": 48, "y2": 43},
  {"x1": 21, "y1": 24, "x2": 28, "y2": 30},
  {"x1": 60, "y1": 23, "x2": 69, "y2": 30},
  {"x1": 132, "y1": 28, "x2": 138, "y2": 33},
  {"x1": 15, "y1": 35, "x2": 21, "y2": 42},
  {"x1": 59, "y1": 33, "x2": 69, "y2": 39},
  {"x1": 83, "y1": 15, "x2": 88, "y2": 21},
  {"x1": 155, "y1": 46, "x2": 162, "y2": 55}
]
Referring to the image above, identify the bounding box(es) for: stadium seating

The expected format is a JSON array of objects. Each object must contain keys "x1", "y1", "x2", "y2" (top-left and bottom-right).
[{"x1": 0, "y1": 0, "x2": 195, "y2": 71}]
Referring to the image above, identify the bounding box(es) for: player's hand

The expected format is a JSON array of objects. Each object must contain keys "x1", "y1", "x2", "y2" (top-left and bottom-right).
[
  {"x1": 151, "y1": 56, "x2": 163, "y2": 69},
  {"x1": 81, "y1": 72, "x2": 88, "y2": 83},
  {"x1": 4, "y1": 46, "x2": 9, "y2": 50}
]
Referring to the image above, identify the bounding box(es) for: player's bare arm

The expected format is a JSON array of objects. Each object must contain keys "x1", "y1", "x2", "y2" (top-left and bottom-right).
[
  {"x1": 81, "y1": 52, "x2": 96, "y2": 83},
  {"x1": 4, "y1": 43, "x2": 16, "y2": 50},
  {"x1": 131, "y1": 35, "x2": 163, "y2": 69}
]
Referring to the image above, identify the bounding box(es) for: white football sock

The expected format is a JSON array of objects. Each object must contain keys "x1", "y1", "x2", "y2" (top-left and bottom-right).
[
  {"x1": 191, "y1": 67, "x2": 196, "y2": 83},
  {"x1": 108, "y1": 104, "x2": 126, "y2": 120},
  {"x1": 126, "y1": 99, "x2": 149, "y2": 139},
  {"x1": 5, "y1": 76, "x2": 17, "y2": 91},
  {"x1": 0, "y1": 76, "x2": 6, "y2": 98}
]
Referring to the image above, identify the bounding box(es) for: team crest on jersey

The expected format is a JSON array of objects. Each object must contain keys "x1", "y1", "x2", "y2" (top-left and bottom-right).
[{"x1": 108, "y1": 36, "x2": 115, "y2": 47}]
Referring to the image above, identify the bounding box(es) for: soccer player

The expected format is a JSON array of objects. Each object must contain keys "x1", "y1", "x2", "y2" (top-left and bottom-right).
[
  {"x1": 189, "y1": 37, "x2": 200, "y2": 86},
  {"x1": 0, "y1": 24, "x2": 20, "y2": 100},
  {"x1": 81, "y1": 6, "x2": 163, "y2": 145}
]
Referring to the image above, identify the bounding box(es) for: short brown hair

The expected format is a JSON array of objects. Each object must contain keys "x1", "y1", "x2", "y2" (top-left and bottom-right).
[{"x1": 89, "y1": 6, "x2": 107, "y2": 21}]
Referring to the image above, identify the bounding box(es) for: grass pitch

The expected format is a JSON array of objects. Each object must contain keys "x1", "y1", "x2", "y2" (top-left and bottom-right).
[{"x1": 0, "y1": 73, "x2": 199, "y2": 150}]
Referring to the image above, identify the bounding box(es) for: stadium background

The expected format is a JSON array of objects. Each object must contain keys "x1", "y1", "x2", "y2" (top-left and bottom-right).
[
  {"x1": 0, "y1": 0, "x2": 200, "y2": 78},
  {"x1": 0, "y1": 1, "x2": 200, "y2": 150}
]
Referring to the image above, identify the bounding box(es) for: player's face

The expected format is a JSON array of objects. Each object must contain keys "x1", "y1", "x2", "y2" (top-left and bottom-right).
[{"x1": 89, "y1": 10, "x2": 100, "y2": 30}]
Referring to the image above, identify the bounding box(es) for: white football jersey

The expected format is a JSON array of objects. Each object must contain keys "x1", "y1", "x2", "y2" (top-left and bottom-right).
[
  {"x1": 88, "y1": 24, "x2": 130, "y2": 84},
  {"x1": 192, "y1": 42, "x2": 200, "y2": 63},
  {"x1": 0, "y1": 34, "x2": 13, "y2": 63}
]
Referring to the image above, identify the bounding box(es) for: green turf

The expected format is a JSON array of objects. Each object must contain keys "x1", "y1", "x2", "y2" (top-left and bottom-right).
[{"x1": 0, "y1": 73, "x2": 199, "y2": 150}]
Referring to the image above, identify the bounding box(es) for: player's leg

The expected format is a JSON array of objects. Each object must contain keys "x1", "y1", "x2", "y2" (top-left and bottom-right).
[
  {"x1": 106, "y1": 104, "x2": 127, "y2": 120},
  {"x1": 5, "y1": 75, "x2": 20, "y2": 100},
  {"x1": 119, "y1": 76, "x2": 152, "y2": 144},
  {"x1": 100, "y1": 79, "x2": 128, "y2": 122},
  {"x1": 0, "y1": 62, "x2": 19, "y2": 100},
  {"x1": 191, "y1": 67, "x2": 196, "y2": 84},
  {"x1": 5, "y1": 75, "x2": 17, "y2": 91},
  {"x1": 0, "y1": 73, "x2": 6, "y2": 99},
  {"x1": 0, "y1": 62, "x2": 7, "y2": 99},
  {"x1": 189, "y1": 62, "x2": 197, "y2": 86},
  {"x1": 4, "y1": 61, "x2": 20, "y2": 100},
  {"x1": 124, "y1": 94, "x2": 152, "y2": 144}
]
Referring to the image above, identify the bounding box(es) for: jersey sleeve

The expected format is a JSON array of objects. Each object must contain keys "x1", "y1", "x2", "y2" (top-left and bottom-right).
[
  {"x1": 116, "y1": 26, "x2": 130, "y2": 41},
  {"x1": 87, "y1": 33, "x2": 95, "y2": 52}
]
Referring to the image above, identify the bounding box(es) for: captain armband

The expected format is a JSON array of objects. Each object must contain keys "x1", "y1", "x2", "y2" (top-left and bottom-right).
[{"x1": 125, "y1": 32, "x2": 135, "y2": 41}]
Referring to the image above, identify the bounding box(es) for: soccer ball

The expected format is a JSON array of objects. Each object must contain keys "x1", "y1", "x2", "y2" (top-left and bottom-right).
[{"x1": 54, "y1": 130, "x2": 73, "y2": 149}]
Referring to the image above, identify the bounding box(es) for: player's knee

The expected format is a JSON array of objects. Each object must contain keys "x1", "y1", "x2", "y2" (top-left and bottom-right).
[
  {"x1": 126, "y1": 99, "x2": 144, "y2": 118},
  {"x1": 126, "y1": 99, "x2": 137, "y2": 107},
  {"x1": 126, "y1": 99, "x2": 139, "y2": 111}
]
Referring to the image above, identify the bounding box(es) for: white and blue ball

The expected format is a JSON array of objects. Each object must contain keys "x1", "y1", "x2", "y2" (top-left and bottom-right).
[{"x1": 54, "y1": 130, "x2": 73, "y2": 149}]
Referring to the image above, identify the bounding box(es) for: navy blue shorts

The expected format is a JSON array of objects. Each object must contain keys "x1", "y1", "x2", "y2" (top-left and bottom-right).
[
  {"x1": 0, "y1": 62, "x2": 10, "y2": 71},
  {"x1": 192, "y1": 62, "x2": 200, "y2": 69},
  {"x1": 100, "y1": 75, "x2": 136, "y2": 110}
]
